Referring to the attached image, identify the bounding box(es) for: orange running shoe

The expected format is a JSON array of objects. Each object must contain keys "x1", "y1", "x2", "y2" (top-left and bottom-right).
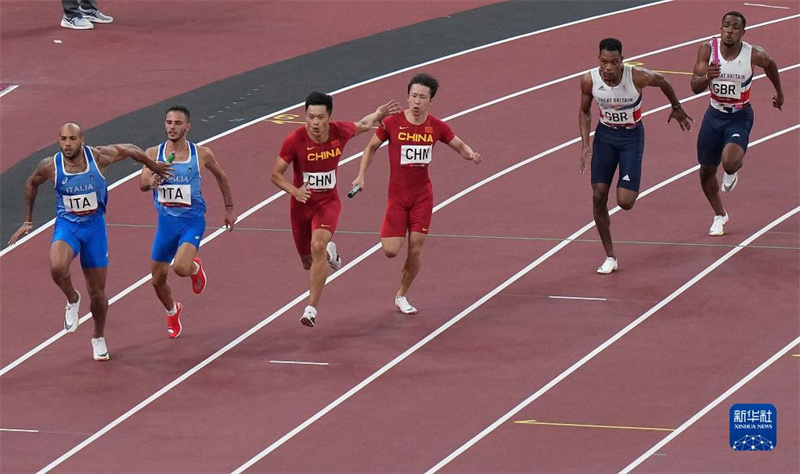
[
  {"x1": 167, "y1": 302, "x2": 183, "y2": 338},
  {"x1": 190, "y1": 257, "x2": 206, "y2": 294}
]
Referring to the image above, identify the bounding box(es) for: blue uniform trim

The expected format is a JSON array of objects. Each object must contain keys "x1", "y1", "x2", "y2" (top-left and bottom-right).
[{"x1": 617, "y1": 94, "x2": 642, "y2": 111}]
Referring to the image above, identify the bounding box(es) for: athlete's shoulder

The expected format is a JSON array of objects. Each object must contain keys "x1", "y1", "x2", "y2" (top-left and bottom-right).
[
  {"x1": 330, "y1": 120, "x2": 357, "y2": 136},
  {"x1": 284, "y1": 126, "x2": 307, "y2": 143},
  {"x1": 383, "y1": 112, "x2": 403, "y2": 126},
  {"x1": 144, "y1": 144, "x2": 160, "y2": 158}
]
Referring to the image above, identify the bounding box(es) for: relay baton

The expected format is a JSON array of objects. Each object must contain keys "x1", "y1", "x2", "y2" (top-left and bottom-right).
[
  {"x1": 348, "y1": 184, "x2": 362, "y2": 198},
  {"x1": 711, "y1": 37, "x2": 720, "y2": 65}
]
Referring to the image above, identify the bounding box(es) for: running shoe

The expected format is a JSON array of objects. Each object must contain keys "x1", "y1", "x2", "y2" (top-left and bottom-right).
[
  {"x1": 709, "y1": 212, "x2": 729, "y2": 236},
  {"x1": 167, "y1": 302, "x2": 183, "y2": 338},
  {"x1": 394, "y1": 296, "x2": 418, "y2": 315},
  {"x1": 596, "y1": 257, "x2": 618, "y2": 275},
  {"x1": 61, "y1": 15, "x2": 93, "y2": 29},
  {"x1": 326, "y1": 241, "x2": 342, "y2": 271},
  {"x1": 64, "y1": 290, "x2": 81, "y2": 333},
  {"x1": 91, "y1": 337, "x2": 110, "y2": 361},
  {"x1": 300, "y1": 305, "x2": 317, "y2": 327},
  {"x1": 78, "y1": 7, "x2": 113, "y2": 23},
  {"x1": 190, "y1": 257, "x2": 207, "y2": 294},
  {"x1": 721, "y1": 172, "x2": 738, "y2": 193}
]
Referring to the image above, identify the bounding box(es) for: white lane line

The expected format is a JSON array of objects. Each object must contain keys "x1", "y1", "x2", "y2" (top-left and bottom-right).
[
  {"x1": 0, "y1": 427, "x2": 39, "y2": 433},
  {"x1": 620, "y1": 335, "x2": 800, "y2": 473},
  {"x1": 549, "y1": 296, "x2": 607, "y2": 301},
  {"x1": 269, "y1": 361, "x2": 329, "y2": 366},
  {"x1": 3, "y1": 56, "x2": 794, "y2": 384},
  {"x1": 232, "y1": 121, "x2": 800, "y2": 473},
  {"x1": 35, "y1": 112, "x2": 800, "y2": 474},
  {"x1": 0, "y1": 0, "x2": 673, "y2": 258},
  {"x1": 744, "y1": 3, "x2": 792, "y2": 9},
  {"x1": 428, "y1": 205, "x2": 800, "y2": 473},
  {"x1": 9, "y1": 18, "x2": 781, "y2": 380},
  {"x1": 0, "y1": 84, "x2": 19, "y2": 99}
]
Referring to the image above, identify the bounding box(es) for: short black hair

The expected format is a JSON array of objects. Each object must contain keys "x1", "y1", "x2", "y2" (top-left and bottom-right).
[
  {"x1": 305, "y1": 91, "x2": 333, "y2": 115},
  {"x1": 722, "y1": 11, "x2": 746, "y2": 28},
  {"x1": 166, "y1": 105, "x2": 191, "y2": 122},
  {"x1": 599, "y1": 38, "x2": 623, "y2": 54},
  {"x1": 408, "y1": 73, "x2": 440, "y2": 99}
]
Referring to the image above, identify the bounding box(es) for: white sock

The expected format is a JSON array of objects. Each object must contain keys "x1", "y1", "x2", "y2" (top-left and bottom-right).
[
  {"x1": 166, "y1": 303, "x2": 177, "y2": 316},
  {"x1": 192, "y1": 262, "x2": 199, "y2": 275}
]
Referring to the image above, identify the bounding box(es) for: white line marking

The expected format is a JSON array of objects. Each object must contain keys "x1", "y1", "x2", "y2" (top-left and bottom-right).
[
  {"x1": 0, "y1": 427, "x2": 39, "y2": 433},
  {"x1": 13, "y1": 12, "x2": 783, "y2": 379},
  {"x1": 428, "y1": 205, "x2": 800, "y2": 473},
  {"x1": 0, "y1": 84, "x2": 19, "y2": 99},
  {"x1": 269, "y1": 360, "x2": 329, "y2": 366},
  {"x1": 0, "y1": 0, "x2": 673, "y2": 258},
  {"x1": 549, "y1": 296, "x2": 607, "y2": 301},
  {"x1": 36, "y1": 116, "x2": 800, "y2": 474},
  {"x1": 620, "y1": 335, "x2": 800, "y2": 473},
  {"x1": 232, "y1": 123, "x2": 800, "y2": 472},
  {"x1": 743, "y1": 3, "x2": 791, "y2": 9},
  {"x1": 3, "y1": 57, "x2": 794, "y2": 384}
]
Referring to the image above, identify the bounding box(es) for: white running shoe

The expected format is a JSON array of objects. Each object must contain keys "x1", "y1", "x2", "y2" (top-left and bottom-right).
[
  {"x1": 326, "y1": 241, "x2": 342, "y2": 270},
  {"x1": 394, "y1": 296, "x2": 418, "y2": 315},
  {"x1": 596, "y1": 257, "x2": 618, "y2": 275},
  {"x1": 61, "y1": 15, "x2": 93, "y2": 29},
  {"x1": 300, "y1": 305, "x2": 317, "y2": 327},
  {"x1": 721, "y1": 172, "x2": 738, "y2": 193},
  {"x1": 64, "y1": 290, "x2": 81, "y2": 333},
  {"x1": 709, "y1": 213, "x2": 729, "y2": 236},
  {"x1": 91, "y1": 337, "x2": 110, "y2": 361}
]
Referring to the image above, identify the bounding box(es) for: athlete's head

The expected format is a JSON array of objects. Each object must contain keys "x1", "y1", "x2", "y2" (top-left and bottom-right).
[
  {"x1": 721, "y1": 11, "x2": 746, "y2": 47},
  {"x1": 304, "y1": 91, "x2": 333, "y2": 140},
  {"x1": 598, "y1": 38, "x2": 624, "y2": 84},
  {"x1": 58, "y1": 122, "x2": 84, "y2": 159},
  {"x1": 407, "y1": 73, "x2": 439, "y2": 119},
  {"x1": 165, "y1": 105, "x2": 192, "y2": 142}
]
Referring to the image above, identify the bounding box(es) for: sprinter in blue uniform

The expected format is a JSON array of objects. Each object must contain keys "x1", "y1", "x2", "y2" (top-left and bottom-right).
[
  {"x1": 7, "y1": 122, "x2": 172, "y2": 361},
  {"x1": 140, "y1": 106, "x2": 236, "y2": 338}
]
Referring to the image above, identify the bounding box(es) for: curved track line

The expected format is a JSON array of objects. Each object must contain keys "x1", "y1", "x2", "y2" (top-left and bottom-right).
[
  {"x1": 428, "y1": 204, "x2": 800, "y2": 473},
  {"x1": 33, "y1": 73, "x2": 799, "y2": 473},
  {"x1": 0, "y1": 0, "x2": 673, "y2": 258},
  {"x1": 620, "y1": 335, "x2": 800, "y2": 473},
  {"x1": 233, "y1": 125, "x2": 800, "y2": 474},
  {"x1": 2, "y1": 59, "x2": 795, "y2": 381}
]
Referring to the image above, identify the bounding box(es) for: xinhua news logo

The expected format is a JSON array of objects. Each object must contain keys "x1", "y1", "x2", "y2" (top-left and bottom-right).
[{"x1": 729, "y1": 403, "x2": 776, "y2": 451}]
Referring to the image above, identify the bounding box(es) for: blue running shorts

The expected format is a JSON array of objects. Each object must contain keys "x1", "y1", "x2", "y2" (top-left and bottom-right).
[
  {"x1": 51, "y1": 215, "x2": 108, "y2": 268},
  {"x1": 151, "y1": 213, "x2": 206, "y2": 263}
]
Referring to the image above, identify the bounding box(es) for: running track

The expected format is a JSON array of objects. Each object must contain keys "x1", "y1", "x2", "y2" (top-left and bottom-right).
[{"x1": 1, "y1": 1, "x2": 798, "y2": 472}]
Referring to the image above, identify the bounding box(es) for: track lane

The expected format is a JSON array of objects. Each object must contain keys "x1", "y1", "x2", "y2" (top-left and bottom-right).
[{"x1": 3, "y1": 2, "x2": 796, "y2": 470}]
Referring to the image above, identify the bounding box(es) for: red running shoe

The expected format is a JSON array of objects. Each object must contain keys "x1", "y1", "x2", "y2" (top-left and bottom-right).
[
  {"x1": 167, "y1": 302, "x2": 183, "y2": 338},
  {"x1": 190, "y1": 257, "x2": 206, "y2": 294}
]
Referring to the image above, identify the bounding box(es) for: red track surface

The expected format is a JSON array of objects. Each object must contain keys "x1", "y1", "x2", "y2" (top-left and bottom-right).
[
  {"x1": 0, "y1": 0, "x2": 497, "y2": 170},
  {"x1": 1, "y1": 1, "x2": 798, "y2": 472}
]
